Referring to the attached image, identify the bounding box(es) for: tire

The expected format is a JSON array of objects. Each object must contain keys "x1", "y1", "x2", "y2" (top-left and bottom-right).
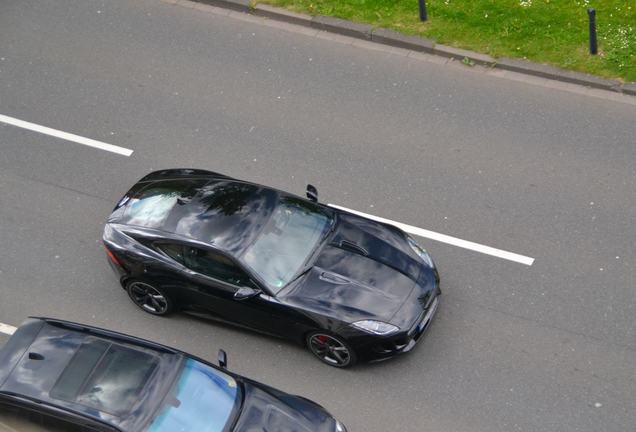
[
  {"x1": 306, "y1": 331, "x2": 357, "y2": 368},
  {"x1": 125, "y1": 279, "x2": 174, "y2": 316}
]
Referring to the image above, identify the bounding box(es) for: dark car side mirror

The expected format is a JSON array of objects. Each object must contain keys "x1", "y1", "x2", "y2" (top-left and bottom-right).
[
  {"x1": 218, "y1": 349, "x2": 228, "y2": 369},
  {"x1": 233, "y1": 286, "x2": 260, "y2": 300},
  {"x1": 306, "y1": 184, "x2": 318, "y2": 202}
]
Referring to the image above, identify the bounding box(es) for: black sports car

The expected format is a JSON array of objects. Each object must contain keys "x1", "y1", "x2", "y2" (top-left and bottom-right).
[
  {"x1": 0, "y1": 317, "x2": 347, "y2": 432},
  {"x1": 103, "y1": 169, "x2": 440, "y2": 367}
]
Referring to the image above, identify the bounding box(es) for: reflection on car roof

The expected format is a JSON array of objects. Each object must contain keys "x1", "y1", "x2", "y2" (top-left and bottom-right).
[{"x1": 119, "y1": 179, "x2": 279, "y2": 254}]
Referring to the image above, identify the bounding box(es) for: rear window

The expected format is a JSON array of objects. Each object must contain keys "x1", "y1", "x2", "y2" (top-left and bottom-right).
[
  {"x1": 50, "y1": 339, "x2": 157, "y2": 416},
  {"x1": 120, "y1": 180, "x2": 209, "y2": 229}
]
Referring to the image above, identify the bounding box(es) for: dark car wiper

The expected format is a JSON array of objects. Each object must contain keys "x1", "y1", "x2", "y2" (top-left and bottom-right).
[
  {"x1": 326, "y1": 214, "x2": 338, "y2": 237},
  {"x1": 287, "y1": 264, "x2": 314, "y2": 286}
]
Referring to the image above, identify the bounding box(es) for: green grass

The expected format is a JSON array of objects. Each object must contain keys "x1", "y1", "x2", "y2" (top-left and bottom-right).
[{"x1": 257, "y1": 0, "x2": 636, "y2": 82}]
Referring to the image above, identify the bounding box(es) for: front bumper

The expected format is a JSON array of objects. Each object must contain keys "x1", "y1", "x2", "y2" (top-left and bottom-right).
[{"x1": 349, "y1": 293, "x2": 440, "y2": 362}]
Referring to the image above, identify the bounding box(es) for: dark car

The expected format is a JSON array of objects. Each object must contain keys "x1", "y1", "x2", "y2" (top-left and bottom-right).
[
  {"x1": 103, "y1": 169, "x2": 440, "y2": 368},
  {"x1": 0, "y1": 317, "x2": 347, "y2": 432}
]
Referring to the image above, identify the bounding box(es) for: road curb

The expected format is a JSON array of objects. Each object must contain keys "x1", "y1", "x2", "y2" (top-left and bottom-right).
[
  {"x1": 623, "y1": 83, "x2": 636, "y2": 96},
  {"x1": 190, "y1": 0, "x2": 635, "y2": 95},
  {"x1": 371, "y1": 28, "x2": 434, "y2": 54},
  {"x1": 252, "y1": 4, "x2": 312, "y2": 26},
  {"x1": 311, "y1": 15, "x2": 373, "y2": 39},
  {"x1": 434, "y1": 44, "x2": 495, "y2": 66},
  {"x1": 191, "y1": 0, "x2": 251, "y2": 12},
  {"x1": 495, "y1": 57, "x2": 622, "y2": 92}
]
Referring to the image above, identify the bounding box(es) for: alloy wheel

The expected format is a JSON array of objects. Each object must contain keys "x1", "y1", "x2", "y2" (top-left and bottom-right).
[
  {"x1": 128, "y1": 281, "x2": 169, "y2": 314},
  {"x1": 308, "y1": 333, "x2": 352, "y2": 367}
]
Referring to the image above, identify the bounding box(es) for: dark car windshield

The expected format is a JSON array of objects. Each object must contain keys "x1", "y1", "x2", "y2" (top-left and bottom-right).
[
  {"x1": 241, "y1": 197, "x2": 332, "y2": 293},
  {"x1": 146, "y1": 359, "x2": 240, "y2": 432}
]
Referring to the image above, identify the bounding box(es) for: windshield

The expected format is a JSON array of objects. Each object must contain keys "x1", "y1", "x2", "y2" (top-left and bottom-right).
[
  {"x1": 147, "y1": 359, "x2": 240, "y2": 432},
  {"x1": 241, "y1": 197, "x2": 332, "y2": 293}
]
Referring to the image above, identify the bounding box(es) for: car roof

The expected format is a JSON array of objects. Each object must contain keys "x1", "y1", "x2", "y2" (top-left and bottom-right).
[
  {"x1": 110, "y1": 176, "x2": 328, "y2": 256},
  {"x1": 112, "y1": 178, "x2": 279, "y2": 254},
  {"x1": 0, "y1": 319, "x2": 183, "y2": 431}
]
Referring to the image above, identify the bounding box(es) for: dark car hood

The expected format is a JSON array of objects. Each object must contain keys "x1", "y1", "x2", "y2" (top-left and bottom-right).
[
  {"x1": 280, "y1": 214, "x2": 423, "y2": 323},
  {"x1": 232, "y1": 381, "x2": 335, "y2": 432},
  {"x1": 329, "y1": 213, "x2": 422, "y2": 281}
]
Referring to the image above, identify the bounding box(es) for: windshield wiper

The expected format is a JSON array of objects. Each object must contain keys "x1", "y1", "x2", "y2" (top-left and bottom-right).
[
  {"x1": 326, "y1": 214, "x2": 338, "y2": 236},
  {"x1": 287, "y1": 264, "x2": 314, "y2": 286}
]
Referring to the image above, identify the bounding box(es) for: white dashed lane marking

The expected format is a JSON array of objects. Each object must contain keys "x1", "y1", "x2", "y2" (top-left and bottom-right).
[
  {"x1": 0, "y1": 114, "x2": 134, "y2": 156},
  {"x1": 329, "y1": 204, "x2": 535, "y2": 266},
  {"x1": 0, "y1": 322, "x2": 17, "y2": 335}
]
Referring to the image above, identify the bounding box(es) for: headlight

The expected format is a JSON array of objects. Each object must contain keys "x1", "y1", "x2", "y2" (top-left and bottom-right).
[
  {"x1": 335, "y1": 420, "x2": 347, "y2": 432},
  {"x1": 407, "y1": 236, "x2": 435, "y2": 268},
  {"x1": 351, "y1": 320, "x2": 399, "y2": 336}
]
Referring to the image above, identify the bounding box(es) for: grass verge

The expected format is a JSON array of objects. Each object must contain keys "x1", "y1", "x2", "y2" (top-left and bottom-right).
[{"x1": 257, "y1": 0, "x2": 636, "y2": 82}]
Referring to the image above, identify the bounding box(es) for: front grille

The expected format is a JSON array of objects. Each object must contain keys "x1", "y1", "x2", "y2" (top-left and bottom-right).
[
  {"x1": 372, "y1": 338, "x2": 409, "y2": 354},
  {"x1": 409, "y1": 310, "x2": 426, "y2": 336},
  {"x1": 410, "y1": 294, "x2": 439, "y2": 336}
]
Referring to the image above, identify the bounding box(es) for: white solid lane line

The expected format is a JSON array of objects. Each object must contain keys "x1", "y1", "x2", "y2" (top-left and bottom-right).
[
  {"x1": 328, "y1": 204, "x2": 535, "y2": 266},
  {"x1": 0, "y1": 114, "x2": 133, "y2": 157},
  {"x1": 0, "y1": 322, "x2": 17, "y2": 335}
]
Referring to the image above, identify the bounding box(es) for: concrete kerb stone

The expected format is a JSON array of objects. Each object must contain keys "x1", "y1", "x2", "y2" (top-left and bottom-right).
[
  {"x1": 311, "y1": 16, "x2": 373, "y2": 40},
  {"x1": 433, "y1": 44, "x2": 495, "y2": 67},
  {"x1": 622, "y1": 83, "x2": 636, "y2": 96},
  {"x1": 252, "y1": 4, "x2": 312, "y2": 27},
  {"x1": 371, "y1": 28, "x2": 434, "y2": 54},
  {"x1": 496, "y1": 58, "x2": 622, "y2": 92},
  {"x1": 195, "y1": 0, "x2": 251, "y2": 12}
]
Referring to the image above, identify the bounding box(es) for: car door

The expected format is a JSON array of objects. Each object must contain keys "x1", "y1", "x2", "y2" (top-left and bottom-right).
[{"x1": 180, "y1": 246, "x2": 303, "y2": 337}]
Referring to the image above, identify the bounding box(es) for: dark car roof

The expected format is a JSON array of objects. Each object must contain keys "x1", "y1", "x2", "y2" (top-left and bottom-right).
[
  {"x1": 0, "y1": 318, "x2": 183, "y2": 431},
  {"x1": 111, "y1": 178, "x2": 283, "y2": 255},
  {"x1": 110, "y1": 175, "x2": 333, "y2": 256}
]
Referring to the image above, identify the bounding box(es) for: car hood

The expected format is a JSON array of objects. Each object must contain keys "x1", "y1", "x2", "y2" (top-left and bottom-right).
[
  {"x1": 280, "y1": 214, "x2": 423, "y2": 323},
  {"x1": 232, "y1": 381, "x2": 336, "y2": 432}
]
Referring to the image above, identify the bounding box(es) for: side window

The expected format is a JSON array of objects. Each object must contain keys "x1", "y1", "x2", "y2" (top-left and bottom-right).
[
  {"x1": 156, "y1": 243, "x2": 184, "y2": 264},
  {"x1": 183, "y1": 247, "x2": 252, "y2": 287},
  {"x1": 0, "y1": 404, "x2": 102, "y2": 432}
]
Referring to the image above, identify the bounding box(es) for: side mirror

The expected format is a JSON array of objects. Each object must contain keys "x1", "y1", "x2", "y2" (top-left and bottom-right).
[
  {"x1": 233, "y1": 286, "x2": 260, "y2": 300},
  {"x1": 306, "y1": 184, "x2": 318, "y2": 202},
  {"x1": 218, "y1": 349, "x2": 227, "y2": 369}
]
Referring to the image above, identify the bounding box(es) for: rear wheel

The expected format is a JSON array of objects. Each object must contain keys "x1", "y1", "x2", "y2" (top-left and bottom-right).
[
  {"x1": 306, "y1": 332, "x2": 357, "y2": 368},
  {"x1": 126, "y1": 279, "x2": 173, "y2": 316}
]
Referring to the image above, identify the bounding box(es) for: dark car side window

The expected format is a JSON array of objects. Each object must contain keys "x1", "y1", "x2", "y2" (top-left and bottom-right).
[
  {"x1": 156, "y1": 243, "x2": 185, "y2": 265},
  {"x1": 0, "y1": 403, "x2": 103, "y2": 431},
  {"x1": 183, "y1": 247, "x2": 253, "y2": 287}
]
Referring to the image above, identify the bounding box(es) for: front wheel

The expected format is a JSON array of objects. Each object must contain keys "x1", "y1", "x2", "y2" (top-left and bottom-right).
[
  {"x1": 306, "y1": 332, "x2": 357, "y2": 368},
  {"x1": 126, "y1": 279, "x2": 174, "y2": 316}
]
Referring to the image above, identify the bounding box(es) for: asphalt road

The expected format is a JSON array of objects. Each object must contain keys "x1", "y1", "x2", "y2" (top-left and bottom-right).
[{"x1": 1, "y1": 0, "x2": 635, "y2": 431}]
